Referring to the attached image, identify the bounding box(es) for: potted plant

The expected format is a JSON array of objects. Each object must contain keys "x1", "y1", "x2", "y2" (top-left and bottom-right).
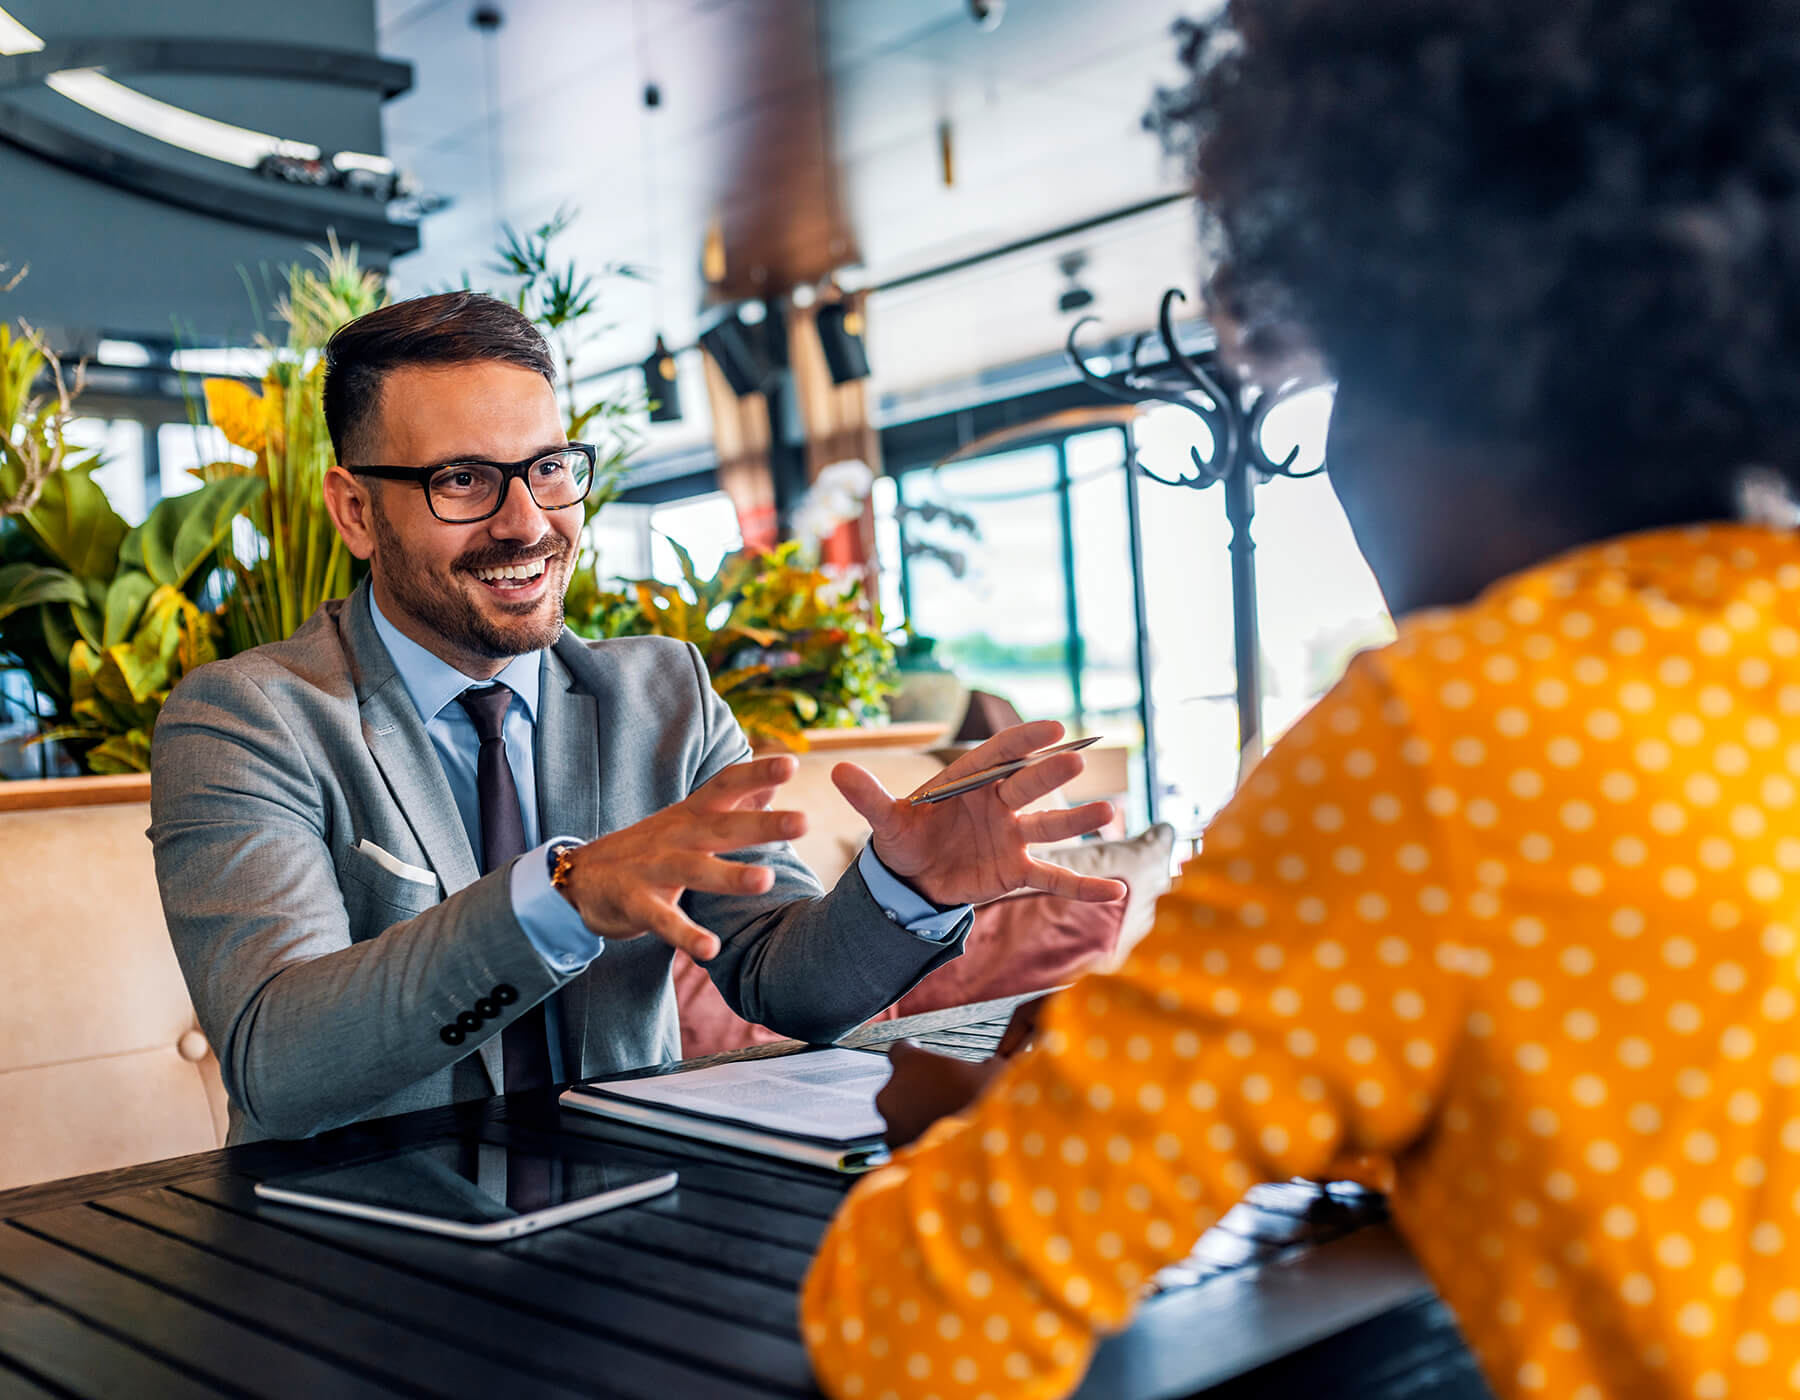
[
  {"x1": 0, "y1": 220, "x2": 645, "y2": 778},
  {"x1": 567, "y1": 540, "x2": 896, "y2": 752}
]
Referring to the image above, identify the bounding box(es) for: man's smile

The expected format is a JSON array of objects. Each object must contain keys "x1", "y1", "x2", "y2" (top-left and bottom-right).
[{"x1": 469, "y1": 558, "x2": 549, "y2": 586}]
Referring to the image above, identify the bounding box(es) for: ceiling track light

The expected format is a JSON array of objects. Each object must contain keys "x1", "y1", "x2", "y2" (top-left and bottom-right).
[
  {"x1": 643, "y1": 334, "x2": 682, "y2": 422},
  {"x1": 815, "y1": 298, "x2": 870, "y2": 385},
  {"x1": 1057, "y1": 250, "x2": 1095, "y2": 314}
]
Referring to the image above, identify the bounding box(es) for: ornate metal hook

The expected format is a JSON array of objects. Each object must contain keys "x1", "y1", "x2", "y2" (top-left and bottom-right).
[
  {"x1": 1067, "y1": 287, "x2": 1333, "y2": 485},
  {"x1": 1066, "y1": 314, "x2": 1227, "y2": 486}
]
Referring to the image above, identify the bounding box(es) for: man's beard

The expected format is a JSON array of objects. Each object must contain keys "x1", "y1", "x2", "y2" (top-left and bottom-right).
[{"x1": 369, "y1": 493, "x2": 570, "y2": 662}]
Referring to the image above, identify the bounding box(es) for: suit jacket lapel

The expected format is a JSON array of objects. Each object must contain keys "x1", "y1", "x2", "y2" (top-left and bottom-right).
[
  {"x1": 538, "y1": 637, "x2": 602, "y2": 1075},
  {"x1": 343, "y1": 584, "x2": 502, "y2": 1092}
]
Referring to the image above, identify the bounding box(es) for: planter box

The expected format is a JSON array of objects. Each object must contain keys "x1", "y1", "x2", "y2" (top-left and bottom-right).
[{"x1": 0, "y1": 773, "x2": 151, "y2": 813}]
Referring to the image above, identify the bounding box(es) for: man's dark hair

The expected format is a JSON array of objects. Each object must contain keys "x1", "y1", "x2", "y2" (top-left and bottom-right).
[
  {"x1": 1154, "y1": 0, "x2": 1800, "y2": 504},
  {"x1": 322, "y1": 291, "x2": 556, "y2": 463}
]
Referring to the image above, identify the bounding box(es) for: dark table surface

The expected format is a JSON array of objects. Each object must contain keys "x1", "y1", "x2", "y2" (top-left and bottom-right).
[{"x1": 0, "y1": 997, "x2": 1492, "y2": 1400}]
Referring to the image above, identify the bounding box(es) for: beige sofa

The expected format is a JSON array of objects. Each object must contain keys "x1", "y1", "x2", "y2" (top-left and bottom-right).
[
  {"x1": 0, "y1": 783, "x2": 229, "y2": 1192},
  {"x1": 0, "y1": 744, "x2": 957, "y2": 1193}
]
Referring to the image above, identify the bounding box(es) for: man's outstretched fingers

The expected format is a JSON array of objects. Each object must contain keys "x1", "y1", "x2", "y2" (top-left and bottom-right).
[
  {"x1": 696, "y1": 755, "x2": 799, "y2": 808},
  {"x1": 930, "y1": 719, "x2": 1064, "y2": 785},
  {"x1": 994, "y1": 751, "x2": 1086, "y2": 811},
  {"x1": 644, "y1": 902, "x2": 722, "y2": 962},
  {"x1": 831, "y1": 762, "x2": 896, "y2": 829},
  {"x1": 1024, "y1": 856, "x2": 1129, "y2": 904},
  {"x1": 695, "y1": 807, "x2": 808, "y2": 852},
  {"x1": 1017, "y1": 801, "x2": 1117, "y2": 845},
  {"x1": 668, "y1": 852, "x2": 778, "y2": 896}
]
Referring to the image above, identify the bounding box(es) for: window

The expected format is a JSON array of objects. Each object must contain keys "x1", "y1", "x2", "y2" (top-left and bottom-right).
[
  {"x1": 587, "y1": 502, "x2": 654, "y2": 586},
  {"x1": 649, "y1": 491, "x2": 742, "y2": 585},
  {"x1": 67, "y1": 418, "x2": 148, "y2": 525},
  {"x1": 1132, "y1": 393, "x2": 1391, "y2": 832},
  {"x1": 899, "y1": 445, "x2": 1077, "y2": 723},
  {"x1": 157, "y1": 422, "x2": 236, "y2": 502},
  {"x1": 881, "y1": 392, "x2": 1390, "y2": 840},
  {"x1": 891, "y1": 437, "x2": 1151, "y2": 828}
]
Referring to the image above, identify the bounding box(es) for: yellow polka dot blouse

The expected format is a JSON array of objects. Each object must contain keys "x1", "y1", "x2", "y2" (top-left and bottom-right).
[{"x1": 803, "y1": 525, "x2": 1800, "y2": 1400}]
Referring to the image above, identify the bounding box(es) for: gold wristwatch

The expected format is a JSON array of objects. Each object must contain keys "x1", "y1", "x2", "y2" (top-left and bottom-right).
[{"x1": 547, "y1": 839, "x2": 582, "y2": 893}]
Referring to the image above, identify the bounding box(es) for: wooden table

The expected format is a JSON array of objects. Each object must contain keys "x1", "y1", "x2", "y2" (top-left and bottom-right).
[{"x1": 0, "y1": 999, "x2": 1490, "y2": 1400}]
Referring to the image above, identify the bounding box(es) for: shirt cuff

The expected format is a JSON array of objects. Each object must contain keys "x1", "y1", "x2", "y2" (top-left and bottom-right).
[
  {"x1": 856, "y1": 841, "x2": 971, "y2": 943},
  {"x1": 509, "y1": 837, "x2": 602, "y2": 976}
]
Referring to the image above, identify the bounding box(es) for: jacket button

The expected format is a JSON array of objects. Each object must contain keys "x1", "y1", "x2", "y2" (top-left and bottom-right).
[
  {"x1": 474, "y1": 997, "x2": 499, "y2": 1019},
  {"x1": 492, "y1": 984, "x2": 519, "y2": 1005},
  {"x1": 440, "y1": 1024, "x2": 465, "y2": 1046},
  {"x1": 456, "y1": 1010, "x2": 481, "y2": 1033},
  {"x1": 176, "y1": 1030, "x2": 210, "y2": 1063}
]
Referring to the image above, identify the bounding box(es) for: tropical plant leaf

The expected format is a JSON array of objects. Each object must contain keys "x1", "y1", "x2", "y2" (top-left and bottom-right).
[
  {"x1": 728, "y1": 693, "x2": 809, "y2": 752},
  {"x1": 85, "y1": 730, "x2": 154, "y2": 774},
  {"x1": 70, "y1": 575, "x2": 106, "y2": 652},
  {"x1": 202, "y1": 378, "x2": 271, "y2": 454},
  {"x1": 0, "y1": 562, "x2": 83, "y2": 625},
  {"x1": 709, "y1": 663, "x2": 772, "y2": 696},
  {"x1": 664, "y1": 534, "x2": 703, "y2": 599},
  {"x1": 102, "y1": 569, "x2": 157, "y2": 647},
  {"x1": 11, "y1": 464, "x2": 128, "y2": 580},
  {"x1": 120, "y1": 475, "x2": 267, "y2": 592}
]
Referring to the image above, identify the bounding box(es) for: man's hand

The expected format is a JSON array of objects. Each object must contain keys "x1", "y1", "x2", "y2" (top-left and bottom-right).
[
  {"x1": 832, "y1": 720, "x2": 1127, "y2": 908},
  {"x1": 877, "y1": 996, "x2": 1052, "y2": 1149},
  {"x1": 553, "y1": 754, "x2": 805, "y2": 963}
]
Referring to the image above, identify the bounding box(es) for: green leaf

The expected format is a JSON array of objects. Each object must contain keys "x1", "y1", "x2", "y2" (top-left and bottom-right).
[
  {"x1": 709, "y1": 663, "x2": 772, "y2": 696},
  {"x1": 102, "y1": 570, "x2": 157, "y2": 647},
  {"x1": 121, "y1": 476, "x2": 267, "y2": 591},
  {"x1": 0, "y1": 562, "x2": 84, "y2": 625},
  {"x1": 39, "y1": 602, "x2": 85, "y2": 674},
  {"x1": 664, "y1": 535, "x2": 704, "y2": 599},
  {"x1": 87, "y1": 731, "x2": 154, "y2": 774},
  {"x1": 13, "y1": 465, "x2": 128, "y2": 580},
  {"x1": 71, "y1": 576, "x2": 106, "y2": 652}
]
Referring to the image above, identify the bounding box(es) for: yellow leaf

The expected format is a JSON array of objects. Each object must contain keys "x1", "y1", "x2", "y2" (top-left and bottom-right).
[{"x1": 203, "y1": 378, "x2": 269, "y2": 454}]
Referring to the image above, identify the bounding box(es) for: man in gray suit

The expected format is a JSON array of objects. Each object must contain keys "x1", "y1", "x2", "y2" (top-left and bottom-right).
[{"x1": 151, "y1": 292, "x2": 1122, "y2": 1143}]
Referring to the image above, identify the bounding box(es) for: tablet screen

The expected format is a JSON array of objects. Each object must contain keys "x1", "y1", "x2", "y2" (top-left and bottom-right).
[{"x1": 261, "y1": 1142, "x2": 669, "y2": 1224}]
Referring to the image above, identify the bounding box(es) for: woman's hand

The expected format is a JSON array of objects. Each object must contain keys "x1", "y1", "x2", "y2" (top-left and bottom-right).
[{"x1": 875, "y1": 995, "x2": 1054, "y2": 1149}]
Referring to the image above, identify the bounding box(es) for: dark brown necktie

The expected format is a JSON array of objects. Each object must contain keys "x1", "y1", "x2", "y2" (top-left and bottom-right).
[{"x1": 456, "y1": 683, "x2": 553, "y2": 1095}]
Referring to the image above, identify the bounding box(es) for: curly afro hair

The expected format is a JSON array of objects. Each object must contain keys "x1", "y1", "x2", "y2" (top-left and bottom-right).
[{"x1": 1154, "y1": 0, "x2": 1800, "y2": 509}]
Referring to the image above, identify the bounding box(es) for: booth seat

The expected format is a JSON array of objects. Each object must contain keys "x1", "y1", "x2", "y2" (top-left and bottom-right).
[
  {"x1": 0, "y1": 746, "x2": 1168, "y2": 1192},
  {"x1": 0, "y1": 790, "x2": 229, "y2": 1192}
]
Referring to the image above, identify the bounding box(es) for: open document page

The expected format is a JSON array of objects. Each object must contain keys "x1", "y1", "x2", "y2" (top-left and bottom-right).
[{"x1": 583, "y1": 1048, "x2": 890, "y2": 1143}]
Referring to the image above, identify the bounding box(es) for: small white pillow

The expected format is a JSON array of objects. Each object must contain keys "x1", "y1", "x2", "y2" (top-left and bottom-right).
[{"x1": 1036, "y1": 822, "x2": 1178, "y2": 965}]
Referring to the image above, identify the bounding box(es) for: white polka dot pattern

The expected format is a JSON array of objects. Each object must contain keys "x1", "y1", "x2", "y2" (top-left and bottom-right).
[{"x1": 803, "y1": 525, "x2": 1800, "y2": 1400}]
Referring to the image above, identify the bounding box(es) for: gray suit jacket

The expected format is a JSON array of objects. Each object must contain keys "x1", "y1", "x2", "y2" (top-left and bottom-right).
[{"x1": 150, "y1": 582, "x2": 968, "y2": 1143}]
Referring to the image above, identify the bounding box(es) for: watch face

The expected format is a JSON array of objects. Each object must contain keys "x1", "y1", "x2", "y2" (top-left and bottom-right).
[{"x1": 550, "y1": 842, "x2": 580, "y2": 888}]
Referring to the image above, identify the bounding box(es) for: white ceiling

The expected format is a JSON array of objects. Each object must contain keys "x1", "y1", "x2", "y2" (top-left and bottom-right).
[{"x1": 375, "y1": 0, "x2": 1215, "y2": 402}]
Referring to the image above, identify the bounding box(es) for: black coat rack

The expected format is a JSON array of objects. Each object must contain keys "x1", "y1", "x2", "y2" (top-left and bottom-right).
[{"x1": 1066, "y1": 288, "x2": 1324, "y2": 776}]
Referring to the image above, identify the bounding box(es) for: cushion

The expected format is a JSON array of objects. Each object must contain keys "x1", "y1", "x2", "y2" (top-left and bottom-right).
[
  {"x1": 1035, "y1": 823, "x2": 1178, "y2": 969},
  {"x1": 672, "y1": 891, "x2": 1128, "y2": 1058},
  {"x1": 891, "y1": 890, "x2": 1128, "y2": 1018}
]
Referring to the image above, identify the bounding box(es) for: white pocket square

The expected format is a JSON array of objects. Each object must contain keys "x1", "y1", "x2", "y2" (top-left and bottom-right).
[{"x1": 353, "y1": 839, "x2": 436, "y2": 886}]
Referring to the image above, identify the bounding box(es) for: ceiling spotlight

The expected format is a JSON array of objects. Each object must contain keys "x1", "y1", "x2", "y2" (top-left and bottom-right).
[
  {"x1": 816, "y1": 300, "x2": 870, "y2": 385},
  {"x1": 1057, "y1": 251, "x2": 1095, "y2": 314},
  {"x1": 642, "y1": 335, "x2": 682, "y2": 422},
  {"x1": 967, "y1": 0, "x2": 1005, "y2": 30},
  {"x1": 699, "y1": 303, "x2": 774, "y2": 396}
]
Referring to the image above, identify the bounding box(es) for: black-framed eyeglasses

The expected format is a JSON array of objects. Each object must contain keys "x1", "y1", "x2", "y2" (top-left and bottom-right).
[{"x1": 347, "y1": 443, "x2": 596, "y2": 523}]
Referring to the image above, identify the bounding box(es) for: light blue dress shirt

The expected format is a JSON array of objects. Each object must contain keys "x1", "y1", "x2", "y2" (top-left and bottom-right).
[{"x1": 368, "y1": 597, "x2": 967, "y2": 1078}]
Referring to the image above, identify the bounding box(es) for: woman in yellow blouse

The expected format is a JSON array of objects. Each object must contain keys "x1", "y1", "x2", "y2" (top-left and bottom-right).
[{"x1": 801, "y1": 3, "x2": 1800, "y2": 1398}]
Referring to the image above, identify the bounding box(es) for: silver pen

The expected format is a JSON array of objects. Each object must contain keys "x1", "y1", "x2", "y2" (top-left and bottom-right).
[{"x1": 908, "y1": 735, "x2": 1102, "y2": 806}]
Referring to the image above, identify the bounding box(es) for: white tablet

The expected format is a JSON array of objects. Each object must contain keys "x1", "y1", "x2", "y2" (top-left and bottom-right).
[{"x1": 254, "y1": 1141, "x2": 676, "y2": 1242}]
